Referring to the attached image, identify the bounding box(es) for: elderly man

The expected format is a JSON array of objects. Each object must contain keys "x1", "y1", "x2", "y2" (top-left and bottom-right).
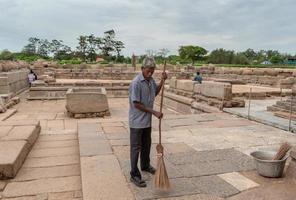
[{"x1": 129, "y1": 56, "x2": 167, "y2": 187}]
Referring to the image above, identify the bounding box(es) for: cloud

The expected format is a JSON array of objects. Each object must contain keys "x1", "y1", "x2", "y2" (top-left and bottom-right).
[{"x1": 0, "y1": 0, "x2": 295, "y2": 55}]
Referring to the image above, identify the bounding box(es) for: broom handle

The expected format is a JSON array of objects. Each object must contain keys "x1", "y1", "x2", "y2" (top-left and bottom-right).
[{"x1": 159, "y1": 61, "x2": 166, "y2": 145}]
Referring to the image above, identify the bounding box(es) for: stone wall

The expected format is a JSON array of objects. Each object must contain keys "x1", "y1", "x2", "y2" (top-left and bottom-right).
[
  {"x1": 0, "y1": 70, "x2": 29, "y2": 94},
  {"x1": 34, "y1": 68, "x2": 193, "y2": 80},
  {"x1": 0, "y1": 61, "x2": 29, "y2": 72},
  {"x1": 200, "y1": 66, "x2": 296, "y2": 86},
  {"x1": 163, "y1": 79, "x2": 245, "y2": 114},
  {"x1": 28, "y1": 80, "x2": 130, "y2": 99}
]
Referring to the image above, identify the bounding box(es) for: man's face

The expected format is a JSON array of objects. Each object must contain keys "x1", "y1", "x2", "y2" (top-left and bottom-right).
[{"x1": 142, "y1": 67, "x2": 155, "y2": 80}]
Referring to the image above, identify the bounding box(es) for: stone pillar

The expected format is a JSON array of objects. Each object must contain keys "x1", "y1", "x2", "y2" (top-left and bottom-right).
[{"x1": 132, "y1": 54, "x2": 136, "y2": 71}]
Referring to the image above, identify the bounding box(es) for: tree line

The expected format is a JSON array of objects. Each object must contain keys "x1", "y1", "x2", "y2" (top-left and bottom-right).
[
  {"x1": 1, "y1": 32, "x2": 295, "y2": 66},
  {"x1": 0, "y1": 30, "x2": 125, "y2": 63}
]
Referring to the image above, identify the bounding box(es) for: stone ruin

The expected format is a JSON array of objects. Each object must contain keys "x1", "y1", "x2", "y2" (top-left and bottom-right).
[
  {"x1": 0, "y1": 62, "x2": 29, "y2": 113},
  {"x1": 267, "y1": 85, "x2": 296, "y2": 119},
  {"x1": 66, "y1": 87, "x2": 110, "y2": 118},
  {"x1": 200, "y1": 65, "x2": 296, "y2": 86},
  {"x1": 163, "y1": 78, "x2": 245, "y2": 114}
]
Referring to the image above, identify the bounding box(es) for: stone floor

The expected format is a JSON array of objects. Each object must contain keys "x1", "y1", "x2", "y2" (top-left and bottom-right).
[
  {"x1": 0, "y1": 93, "x2": 296, "y2": 199},
  {"x1": 224, "y1": 97, "x2": 296, "y2": 132}
]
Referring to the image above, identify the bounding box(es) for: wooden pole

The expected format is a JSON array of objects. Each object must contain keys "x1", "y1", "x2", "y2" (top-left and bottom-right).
[
  {"x1": 280, "y1": 88, "x2": 283, "y2": 101},
  {"x1": 248, "y1": 88, "x2": 252, "y2": 119},
  {"x1": 289, "y1": 94, "x2": 293, "y2": 132}
]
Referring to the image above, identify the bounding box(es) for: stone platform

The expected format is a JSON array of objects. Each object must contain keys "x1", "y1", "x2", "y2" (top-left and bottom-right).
[
  {"x1": 0, "y1": 120, "x2": 41, "y2": 179},
  {"x1": 232, "y1": 85, "x2": 291, "y2": 99},
  {"x1": 1, "y1": 96, "x2": 296, "y2": 199}
]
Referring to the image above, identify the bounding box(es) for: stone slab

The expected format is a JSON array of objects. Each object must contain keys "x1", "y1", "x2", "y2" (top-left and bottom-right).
[
  {"x1": 166, "y1": 148, "x2": 255, "y2": 177},
  {"x1": 77, "y1": 122, "x2": 103, "y2": 136},
  {"x1": 0, "y1": 126, "x2": 12, "y2": 138},
  {"x1": 131, "y1": 177, "x2": 201, "y2": 200},
  {"x1": 14, "y1": 165, "x2": 80, "y2": 181},
  {"x1": 80, "y1": 155, "x2": 134, "y2": 200},
  {"x1": 103, "y1": 126, "x2": 127, "y2": 134},
  {"x1": 218, "y1": 172, "x2": 259, "y2": 192},
  {"x1": 100, "y1": 122, "x2": 124, "y2": 127},
  {"x1": 33, "y1": 140, "x2": 78, "y2": 149},
  {"x1": 0, "y1": 141, "x2": 29, "y2": 179},
  {"x1": 47, "y1": 120, "x2": 64, "y2": 130},
  {"x1": 158, "y1": 194, "x2": 224, "y2": 200},
  {"x1": 23, "y1": 155, "x2": 79, "y2": 168},
  {"x1": 38, "y1": 134, "x2": 77, "y2": 142},
  {"x1": 0, "y1": 120, "x2": 40, "y2": 127},
  {"x1": 227, "y1": 182, "x2": 296, "y2": 200},
  {"x1": 66, "y1": 87, "x2": 109, "y2": 114},
  {"x1": 28, "y1": 146, "x2": 79, "y2": 158},
  {"x1": 79, "y1": 137, "x2": 112, "y2": 156},
  {"x1": 2, "y1": 125, "x2": 40, "y2": 146},
  {"x1": 163, "y1": 143, "x2": 196, "y2": 154},
  {"x1": 0, "y1": 109, "x2": 17, "y2": 121},
  {"x1": 105, "y1": 132, "x2": 128, "y2": 140},
  {"x1": 176, "y1": 80, "x2": 194, "y2": 92},
  {"x1": 191, "y1": 175, "x2": 239, "y2": 198},
  {"x1": 3, "y1": 176, "x2": 81, "y2": 198},
  {"x1": 200, "y1": 81, "x2": 232, "y2": 100},
  {"x1": 109, "y1": 139, "x2": 130, "y2": 146}
]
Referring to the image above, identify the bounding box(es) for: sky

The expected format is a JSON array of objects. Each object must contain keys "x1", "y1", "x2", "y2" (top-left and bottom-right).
[{"x1": 0, "y1": 0, "x2": 295, "y2": 56}]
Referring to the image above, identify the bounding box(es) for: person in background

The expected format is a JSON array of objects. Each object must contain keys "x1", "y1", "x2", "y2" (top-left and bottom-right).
[
  {"x1": 28, "y1": 69, "x2": 37, "y2": 86},
  {"x1": 193, "y1": 71, "x2": 202, "y2": 83}
]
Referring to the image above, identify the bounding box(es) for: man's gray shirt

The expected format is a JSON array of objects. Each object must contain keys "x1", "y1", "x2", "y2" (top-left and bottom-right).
[{"x1": 129, "y1": 73, "x2": 157, "y2": 128}]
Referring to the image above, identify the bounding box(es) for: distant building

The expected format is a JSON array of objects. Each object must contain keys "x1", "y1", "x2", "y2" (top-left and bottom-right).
[
  {"x1": 285, "y1": 56, "x2": 296, "y2": 65},
  {"x1": 261, "y1": 60, "x2": 272, "y2": 65},
  {"x1": 96, "y1": 57, "x2": 105, "y2": 62}
]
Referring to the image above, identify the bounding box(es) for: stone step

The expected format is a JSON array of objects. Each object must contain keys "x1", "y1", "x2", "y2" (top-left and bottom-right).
[
  {"x1": 0, "y1": 121, "x2": 41, "y2": 179},
  {"x1": 273, "y1": 101, "x2": 296, "y2": 112},
  {"x1": 77, "y1": 122, "x2": 133, "y2": 200},
  {"x1": 273, "y1": 111, "x2": 296, "y2": 120}
]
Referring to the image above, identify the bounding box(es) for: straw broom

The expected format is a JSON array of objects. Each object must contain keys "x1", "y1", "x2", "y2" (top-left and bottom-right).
[
  {"x1": 272, "y1": 142, "x2": 292, "y2": 160},
  {"x1": 154, "y1": 61, "x2": 170, "y2": 190}
]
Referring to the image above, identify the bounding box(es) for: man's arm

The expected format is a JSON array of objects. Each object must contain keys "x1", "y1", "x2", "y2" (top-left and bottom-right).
[{"x1": 134, "y1": 102, "x2": 163, "y2": 119}]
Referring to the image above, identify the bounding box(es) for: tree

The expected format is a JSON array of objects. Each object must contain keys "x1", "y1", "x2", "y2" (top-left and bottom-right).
[
  {"x1": 22, "y1": 37, "x2": 51, "y2": 58},
  {"x1": 0, "y1": 49, "x2": 14, "y2": 60},
  {"x1": 243, "y1": 48, "x2": 257, "y2": 63},
  {"x1": 22, "y1": 37, "x2": 40, "y2": 55},
  {"x1": 37, "y1": 39, "x2": 50, "y2": 58},
  {"x1": 178, "y1": 45, "x2": 207, "y2": 65},
  {"x1": 87, "y1": 34, "x2": 101, "y2": 62},
  {"x1": 99, "y1": 30, "x2": 125, "y2": 61},
  {"x1": 232, "y1": 53, "x2": 250, "y2": 65},
  {"x1": 50, "y1": 39, "x2": 72, "y2": 60},
  {"x1": 113, "y1": 41, "x2": 125, "y2": 60},
  {"x1": 207, "y1": 48, "x2": 235, "y2": 64},
  {"x1": 76, "y1": 36, "x2": 88, "y2": 61},
  {"x1": 158, "y1": 48, "x2": 170, "y2": 58},
  {"x1": 270, "y1": 55, "x2": 283, "y2": 64}
]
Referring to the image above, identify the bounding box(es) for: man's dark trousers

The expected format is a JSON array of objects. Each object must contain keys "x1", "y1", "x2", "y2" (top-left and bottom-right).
[{"x1": 130, "y1": 127, "x2": 152, "y2": 178}]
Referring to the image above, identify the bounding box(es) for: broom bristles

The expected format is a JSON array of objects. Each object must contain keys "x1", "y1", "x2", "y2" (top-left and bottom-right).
[
  {"x1": 272, "y1": 142, "x2": 292, "y2": 160},
  {"x1": 154, "y1": 154, "x2": 170, "y2": 190}
]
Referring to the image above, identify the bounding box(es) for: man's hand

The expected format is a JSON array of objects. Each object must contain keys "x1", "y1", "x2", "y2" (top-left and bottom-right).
[
  {"x1": 153, "y1": 111, "x2": 163, "y2": 119},
  {"x1": 161, "y1": 71, "x2": 167, "y2": 81}
]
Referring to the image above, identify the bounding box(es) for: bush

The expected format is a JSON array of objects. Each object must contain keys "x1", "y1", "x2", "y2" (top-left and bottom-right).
[{"x1": 58, "y1": 59, "x2": 82, "y2": 65}]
